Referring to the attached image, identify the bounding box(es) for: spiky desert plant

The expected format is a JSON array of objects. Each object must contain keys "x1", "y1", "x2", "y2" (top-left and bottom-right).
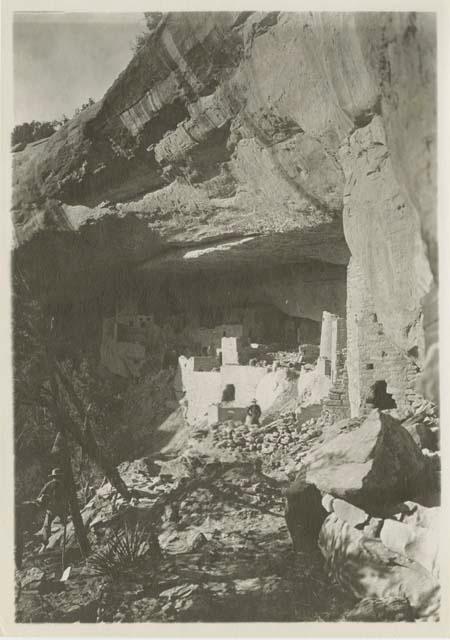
[{"x1": 88, "y1": 523, "x2": 159, "y2": 577}]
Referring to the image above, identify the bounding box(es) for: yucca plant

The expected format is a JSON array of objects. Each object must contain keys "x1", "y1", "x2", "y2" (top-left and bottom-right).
[{"x1": 88, "y1": 523, "x2": 160, "y2": 577}]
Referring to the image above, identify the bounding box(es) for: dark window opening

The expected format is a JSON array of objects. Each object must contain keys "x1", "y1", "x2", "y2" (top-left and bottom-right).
[
  {"x1": 366, "y1": 380, "x2": 397, "y2": 410},
  {"x1": 222, "y1": 384, "x2": 235, "y2": 402},
  {"x1": 365, "y1": 363, "x2": 374, "y2": 370},
  {"x1": 407, "y1": 346, "x2": 419, "y2": 359}
]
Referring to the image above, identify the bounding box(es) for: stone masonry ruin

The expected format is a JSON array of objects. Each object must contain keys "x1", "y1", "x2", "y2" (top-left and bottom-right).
[
  {"x1": 94, "y1": 246, "x2": 426, "y2": 427},
  {"x1": 11, "y1": 11, "x2": 439, "y2": 624}
]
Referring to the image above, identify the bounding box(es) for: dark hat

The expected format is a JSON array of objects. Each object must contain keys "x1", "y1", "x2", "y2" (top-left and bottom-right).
[{"x1": 49, "y1": 468, "x2": 63, "y2": 478}]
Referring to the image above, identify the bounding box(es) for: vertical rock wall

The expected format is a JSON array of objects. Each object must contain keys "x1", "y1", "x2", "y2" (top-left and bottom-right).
[
  {"x1": 339, "y1": 116, "x2": 433, "y2": 357},
  {"x1": 339, "y1": 109, "x2": 435, "y2": 414},
  {"x1": 347, "y1": 257, "x2": 424, "y2": 417}
]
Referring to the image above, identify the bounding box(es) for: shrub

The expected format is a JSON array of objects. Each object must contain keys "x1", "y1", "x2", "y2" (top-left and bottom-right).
[{"x1": 88, "y1": 524, "x2": 160, "y2": 577}]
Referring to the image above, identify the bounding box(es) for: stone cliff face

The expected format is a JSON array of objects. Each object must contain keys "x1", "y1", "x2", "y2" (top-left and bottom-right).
[
  {"x1": 12, "y1": 12, "x2": 437, "y2": 403},
  {"x1": 12, "y1": 14, "x2": 440, "y2": 623}
]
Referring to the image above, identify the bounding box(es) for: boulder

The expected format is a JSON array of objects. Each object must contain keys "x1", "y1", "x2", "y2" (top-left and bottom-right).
[
  {"x1": 319, "y1": 513, "x2": 440, "y2": 620},
  {"x1": 401, "y1": 501, "x2": 440, "y2": 530},
  {"x1": 159, "y1": 528, "x2": 209, "y2": 554},
  {"x1": 363, "y1": 517, "x2": 383, "y2": 538},
  {"x1": 158, "y1": 456, "x2": 197, "y2": 481},
  {"x1": 379, "y1": 507, "x2": 440, "y2": 579},
  {"x1": 321, "y1": 493, "x2": 335, "y2": 513},
  {"x1": 332, "y1": 499, "x2": 369, "y2": 529},
  {"x1": 322, "y1": 494, "x2": 370, "y2": 528},
  {"x1": 118, "y1": 457, "x2": 162, "y2": 483},
  {"x1": 404, "y1": 527, "x2": 439, "y2": 579},
  {"x1": 379, "y1": 519, "x2": 416, "y2": 555},
  {"x1": 284, "y1": 479, "x2": 327, "y2": 550},
  {"x1": 402, "y1": 416, "x2": 437, "y2": 451},
  {"x1": 302, "y1": 410, "x2": 426, "y2": 509},
  {"x1": 343, "y1": 596, "x2": 415, "y2": 621}
]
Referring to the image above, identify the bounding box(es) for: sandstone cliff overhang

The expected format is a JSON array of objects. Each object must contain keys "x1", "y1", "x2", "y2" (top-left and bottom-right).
[{"x1": 12, "y1": 12, "x2": 436, "y2": 362}]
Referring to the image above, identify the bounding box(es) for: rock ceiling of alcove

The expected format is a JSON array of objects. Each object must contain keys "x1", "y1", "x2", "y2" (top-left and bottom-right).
[
  {"x1": 13, "y1": 11, "x2": 423, "y2": 303},
  {"x1": 137, "y1": 225, "x2": 349, "y2": 277},
  {"x1": 12, "y1": 12, "x2": 359, "y2": 290}
]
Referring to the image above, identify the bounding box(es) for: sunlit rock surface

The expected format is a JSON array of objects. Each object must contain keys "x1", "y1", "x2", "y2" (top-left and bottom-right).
[
  {"x1": 12, "y1": 12, "x2": 436, "y2": 386},
  {"x1": 13, "y1": 12, "x2": 437, "y2": 360}
]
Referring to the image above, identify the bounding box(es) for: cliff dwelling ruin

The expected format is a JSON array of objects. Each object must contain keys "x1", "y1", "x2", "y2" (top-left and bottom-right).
[
  {"x1": 91, "y1": 236, "x2": 428, "y2": 426},
  {"x1": 10, "y1": 10, "x2": 440, "y2": 626}
]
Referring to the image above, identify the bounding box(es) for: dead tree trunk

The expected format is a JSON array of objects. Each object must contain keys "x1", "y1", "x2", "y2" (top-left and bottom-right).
[
  {"x1": 48, "y1": 372, "x2": 90, "y2": 557},
  {"x1": 59, "y1": 426, "x2": 90, "y2": 558},
  {"x1": 54, "y1": 362, "x2": 131, "y2": 501}
]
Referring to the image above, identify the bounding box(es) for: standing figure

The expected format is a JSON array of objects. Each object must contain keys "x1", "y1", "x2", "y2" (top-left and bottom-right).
[
  {"x1": 245, "y1": 398, "x2": 262, "y2": 427},
  {"x1": 36, "y1": 468, "x2": 67, "y2": 545}
]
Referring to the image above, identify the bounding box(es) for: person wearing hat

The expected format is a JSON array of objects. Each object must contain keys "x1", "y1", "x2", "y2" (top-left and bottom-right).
[
  {"x1": 36, "y1": 468, "x2": 67, "y2": 545},
  {"x1": 245, "y1": 398, "x2": 262, "y2": 427}
]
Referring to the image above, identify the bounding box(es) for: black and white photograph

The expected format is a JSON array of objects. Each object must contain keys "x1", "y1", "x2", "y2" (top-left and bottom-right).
[{"x1": 3, "y1": 5, "x2": 445, "y2": 629}]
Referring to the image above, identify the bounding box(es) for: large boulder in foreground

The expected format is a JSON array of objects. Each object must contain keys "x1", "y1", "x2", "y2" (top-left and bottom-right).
[
  {"x1": 284, "y1": 480, "x2": 327, "y2": 551},
  {"x1": 319, "y1": 512, "x2": 440, "y2": 620},
  {"x1": 318, "y1": 495, "x2": 440, "y2": 620},
  {"x1": 302, "y1": 410, "x2": 426, "y2": 510},
  {"x1": 321, "y1": 495, "x2": 440, "y2": 580}
]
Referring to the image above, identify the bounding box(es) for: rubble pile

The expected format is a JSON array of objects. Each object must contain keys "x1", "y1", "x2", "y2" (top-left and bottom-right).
[
  {"x1": 400, "y1": 400, "x2": 439, "y2": 449},
  {"x1": 265, "y1": 345, "x2": 320, "y2": 369},
  {"x1": 206, "y1": 413, "x2": 324, "y2": 475},
  {"x1": 265, "y1": 350, "x2": 303, "y2": 369}
]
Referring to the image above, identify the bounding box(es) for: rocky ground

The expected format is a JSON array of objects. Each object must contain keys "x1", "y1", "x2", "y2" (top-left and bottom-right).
[
  {"x1": 15, "y1": 408, "x2": 355, "y2": 623},
  {"x1": 15, "y1": 399, "x2": 440, "y2": 623},
  {"x1": 16, "y1": 471, "x2": 355, "y2": 623}
]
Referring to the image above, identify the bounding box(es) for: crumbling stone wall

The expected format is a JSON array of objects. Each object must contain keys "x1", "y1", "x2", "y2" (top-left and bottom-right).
[
  {"x1": 182, "y1": 369, "x2": 222, "y2": 425},
  {"x1": 179, "y1": 351, "x2": 272, "y2": 425},
  {"x1": 309, "y1": 312, "x2": 349, "y2": 421},
  {"x1": 220, "y1": 365, "x2": 267, "y2": 406},
  {"x1": 331, "y1": 318, "x2": 346, "y2": 385},
  {"x1": 347, "y1": 258, "x2": 423, "y2": 417}
]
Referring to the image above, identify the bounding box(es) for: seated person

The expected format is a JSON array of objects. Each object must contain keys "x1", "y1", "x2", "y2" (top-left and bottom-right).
[{"x1": 245, "y1": 398, "x2": 262, "y2": 426}]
